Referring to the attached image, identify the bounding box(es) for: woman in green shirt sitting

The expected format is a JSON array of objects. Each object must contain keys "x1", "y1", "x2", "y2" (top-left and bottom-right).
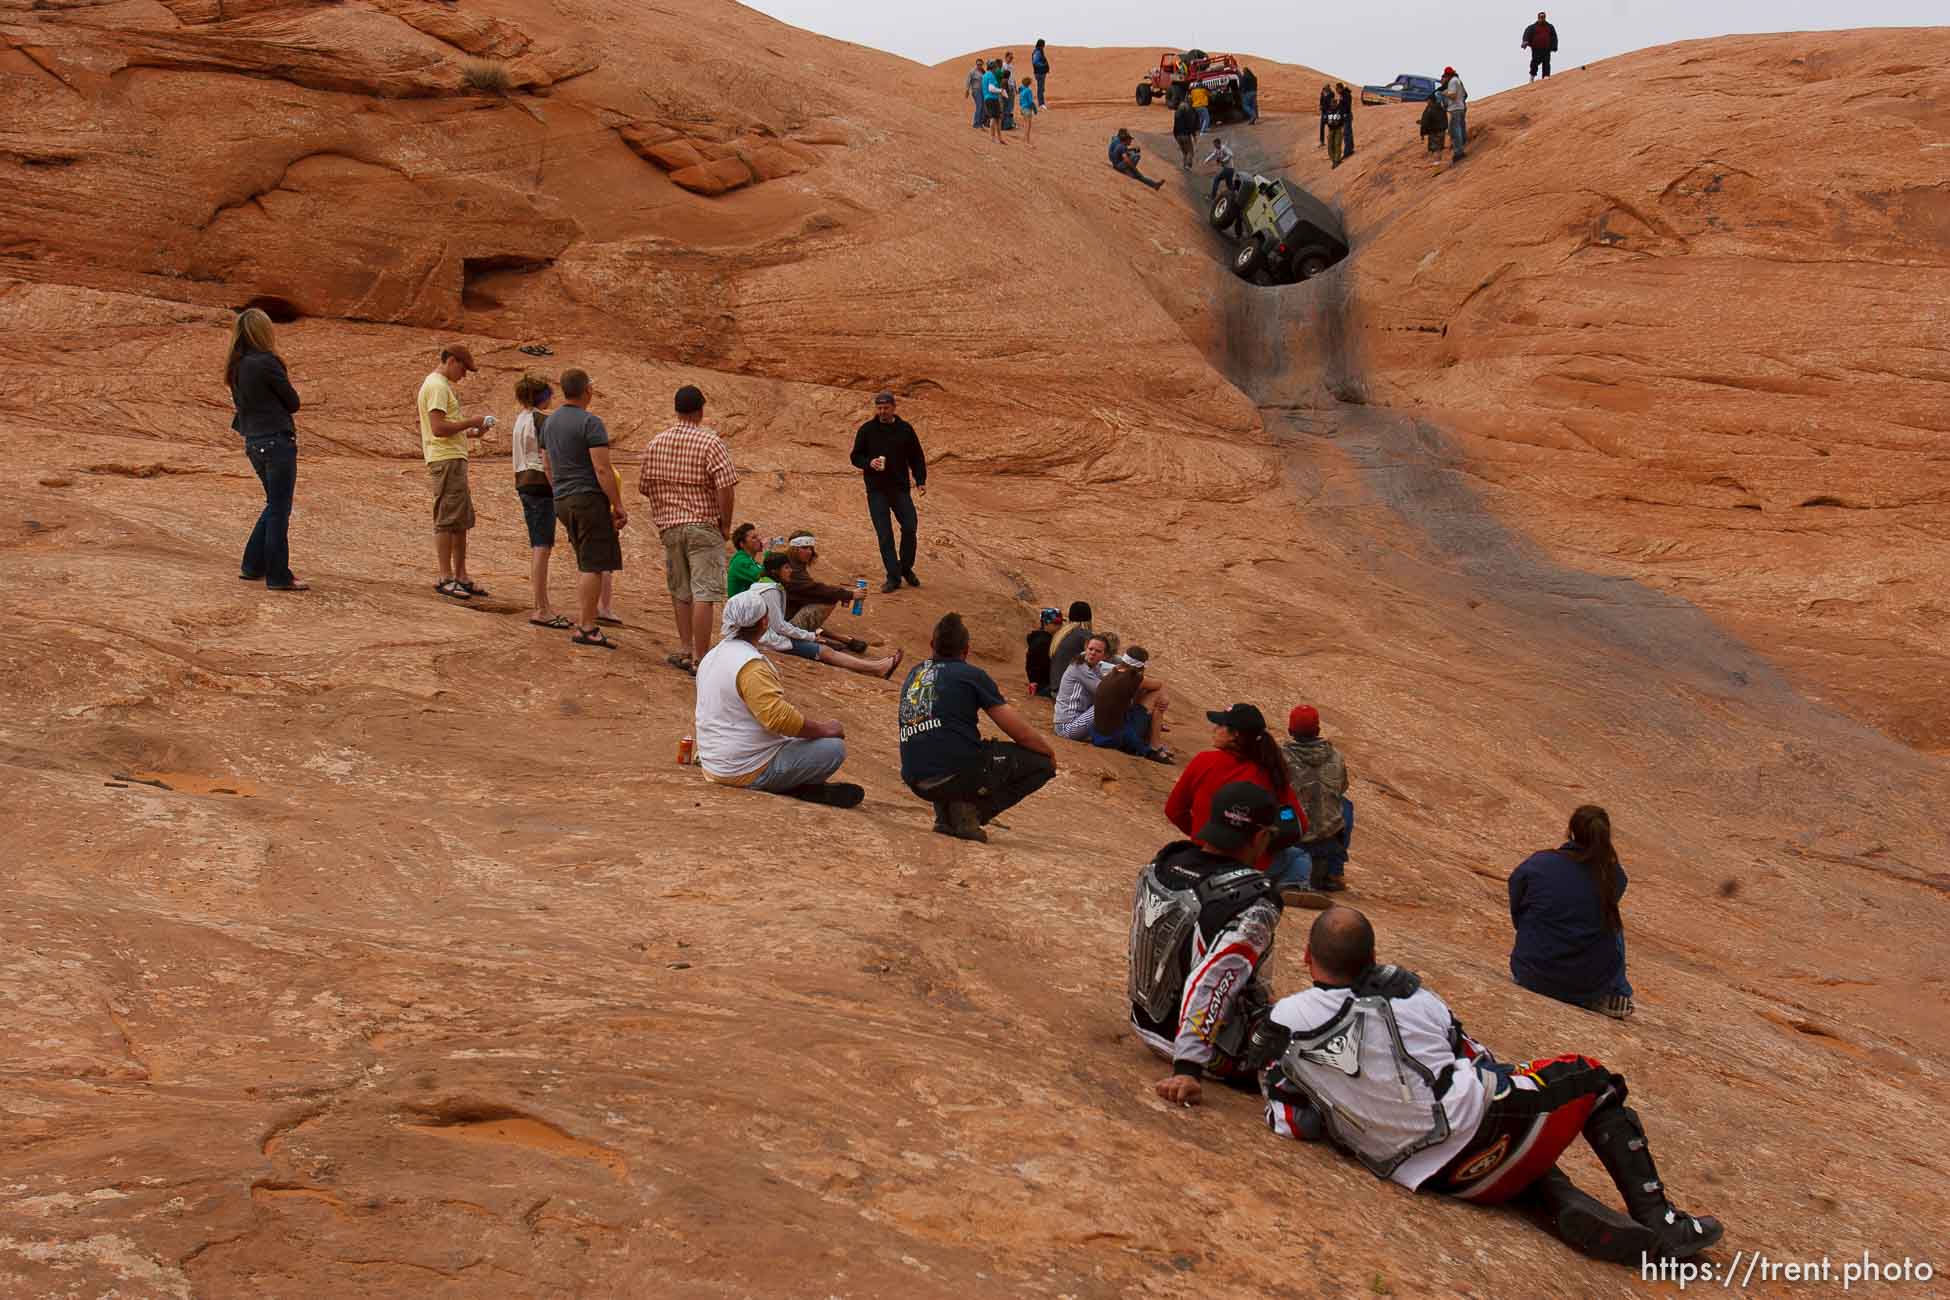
[{"x1": 727, "y1": 522, "x2": 766, "y2": 596}]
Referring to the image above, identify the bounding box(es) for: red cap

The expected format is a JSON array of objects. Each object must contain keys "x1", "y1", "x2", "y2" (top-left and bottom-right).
[
  {"x1": 1287, "y1": 705, "x2": 1320, "y2": 736},
  {"x1": 1443, "y1": 66, "x2": 1457, "y2": 77}
]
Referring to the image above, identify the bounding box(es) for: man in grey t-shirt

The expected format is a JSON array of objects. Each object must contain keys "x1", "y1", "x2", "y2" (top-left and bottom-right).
[{"x1": 539, "y1": 368, "x2": 628, "y2": 648}]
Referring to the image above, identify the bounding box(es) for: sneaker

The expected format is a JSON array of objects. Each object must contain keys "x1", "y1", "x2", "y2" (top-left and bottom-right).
[
  {"x1": 1593, "y1": 994, "x2": 1635, "y2": 1019},
  {"x1": 1279, "y1": 886, "x2": 1333, "y2": 910},
  {"x1": 783, "y1": 782, "x2": 865, "y2": 809},
  {"x1": 933, "y1": 801, "x2": 987, "y2": 843}
]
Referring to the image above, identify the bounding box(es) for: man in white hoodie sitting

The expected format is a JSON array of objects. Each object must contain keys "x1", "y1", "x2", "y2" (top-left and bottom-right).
[{"x1": 693, "y1": 590, "x2": 865, "y2": 807}]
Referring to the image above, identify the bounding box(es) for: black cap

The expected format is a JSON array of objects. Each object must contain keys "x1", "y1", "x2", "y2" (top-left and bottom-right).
[
  {"x1": 1206, "y1": 702, "x2": 1267, "y2": 734},
  {"x1": 1067, "y1": 601, "x2": 1092, "y2": 621},
  {"x1": 1196, "y1": 782, "x2": 1279, "y2": 852},
  {"x1": 674, "y1": 384, "x2": 704, "y2": 414}
]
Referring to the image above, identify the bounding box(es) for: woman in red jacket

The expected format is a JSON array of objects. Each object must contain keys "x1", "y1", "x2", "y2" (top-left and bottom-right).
[{"x1": 1164, "y1": 703, "x2": 1306, "y2": 872}]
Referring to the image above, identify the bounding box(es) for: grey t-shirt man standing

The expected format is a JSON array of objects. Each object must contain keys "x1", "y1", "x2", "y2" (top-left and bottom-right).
[{"x1": 540, "y1": 368, "x2": 627, "y2": 648}]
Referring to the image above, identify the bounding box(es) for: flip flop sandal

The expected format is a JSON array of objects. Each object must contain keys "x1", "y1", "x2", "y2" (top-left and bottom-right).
[
  {"x1": 519, "y1": 344, "x2": 554, "y2": 357},
  {"x1": 572, "y1": 626, "x2": 617, "y2": 649},
  {"x1": 595, "y1": 615, "x2": 623, "y2": 627},
  {"x1": 880, "y1": 647, "x2": 905, "y2": 680},
  {"x1": 436, "y1": 579, "x2": 472, "y2": 599},
  {"x1": 454, "y1": 580, "x2": 489, "y2": 597},
  {"x1": 665, "y1": 652, "x2": 696, "y2": 676},
  {"x1": 530, "y1": 614, "x2": 573, "y2": 628}
]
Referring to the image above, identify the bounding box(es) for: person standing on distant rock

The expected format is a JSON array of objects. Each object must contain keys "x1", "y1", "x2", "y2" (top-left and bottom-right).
[
  {"x1": 511, "y1": 373, "x2": 566, "y2": 628},
  {"x1": 1438, "y1": 67, "x2": 1469, "y2": 161},
  {"x1": 641, "y1": 383, "x2": 736, "y2": 674},
  {"x1": 982, "y1": 60, "x2": 1007, "y2": 145},
  {"x1": 539, "y1": 368, "x2": 628, "y2": 648},
  {"x1": 1240, "y1": 65, "x2": 1259, "y2": 124},
  {"x1": 1131, "y1": 780, "x2": 1287, "y2": 1107},
  {"x1": 1523, "y1": 11, "x2": 1559, "y2": 81},
  {"x1": 1016, "y1": 74, "x2": 1038, "y2": 145},
  {"x1": 1325, "y1": 98, "x2": 1347, "y2": 169},
  {"x1": 1031, "y1": 38, "x2": 1050, "y2": 108},
  {"x1": 1001, "y1": 51, "x2": 1017, "y2": 131},
  {"x1": 1254, "y1": 907, "x2": 1722, "y2": 1264},
  {"x1": 227, "y1": 307, "x2": 306, "y2": 592},
  {"x1": 1507, "y1": 805, "x2": 1635, "y2": 1018},
  {"x1": 1044, "y1": 600, "x2": 1094, "y2": 695},
  {"x1": 898, "y1": 611, "x2": 1057, "y2": 843},
  {"x1": 966, "y1": 57, "x2": 988, "y2": 130},
  {"x1": 695, "y1": 589, "x2": 864, "y2": 808},
  {"x1": 848, "y1": 391, "x2": 927, "y2": 593},
  {"x1": 1190, "y1": 80, "x2": 1212, "y2": 135},
  {"x1": 1109, "y1": 129, "x2": 1164, "y2": 189},
  {"x1": 1318, "y1": 83, "x2": 1334, "y2": 147},
  {"x1": 1172, "y1": 96, "x2": 1200, "y2": 168},
  {"x1": 1336, "y1": 82, "x2": 1357, "y2": 158},
  {"x1": 1419, "y1": 93, "x2": 1450, "y2": 155},
  {"x1": 418, "y1": 343, "x2": 494, "y2": 600}
]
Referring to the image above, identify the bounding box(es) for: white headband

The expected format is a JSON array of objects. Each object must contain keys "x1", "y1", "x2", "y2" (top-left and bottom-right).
[{"x1": 787, "y1": 534, "x2": 815, "y2": 547}]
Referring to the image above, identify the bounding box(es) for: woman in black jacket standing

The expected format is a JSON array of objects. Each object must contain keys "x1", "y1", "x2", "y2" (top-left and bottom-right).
[{"x1": 226, "y1": 307, "x2": 306, "y2": 590}]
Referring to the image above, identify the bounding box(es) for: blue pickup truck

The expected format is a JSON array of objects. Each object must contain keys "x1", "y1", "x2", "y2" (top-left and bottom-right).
[{"x1": 1359, "y1": 74, "x2": 1439, "y2": 105}]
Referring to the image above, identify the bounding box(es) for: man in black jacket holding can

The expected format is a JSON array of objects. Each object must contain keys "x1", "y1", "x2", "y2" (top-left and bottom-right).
[{"x1": 849, "y1": 391, "x2": 928, "y2": 593}]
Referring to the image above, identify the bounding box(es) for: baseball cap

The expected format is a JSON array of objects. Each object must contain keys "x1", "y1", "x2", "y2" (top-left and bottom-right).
[
  {"x1": 441, "y1": 344, "x2": 478, "y2": 372},
  {"x1": 1206, "y1": 703, "x2": 1267, "y2": 733},
  {"x1": 873, "y1": 390, "x2": 896, "y2": 405},
  {"x1": 1288, "y1": 705, "x2": 1321, "y2": 736},
  {"x1": 1196, "y1": 782, "x2": 1279, "y2": 852},
  {"x1": 1039, "y1": 607, "x2": 1062, "y2": 626},
  {"x1": 1443, "y1": 66, "x2": 1457, "y2": 77}
]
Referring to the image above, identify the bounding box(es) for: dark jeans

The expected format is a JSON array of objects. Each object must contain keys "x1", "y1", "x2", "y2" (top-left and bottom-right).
[
  {"x1": 1530, "y1": 50, "x2": 1551, "y2": 78},
  {"x1": 1343, "y1": 115, "x2": 1355, "y2": 154},
  {"x1": 973, "y1": 96, "x2": 986, "y2": 128},
  {"x1": 909, "y1": 740, "x2": 1055, "y2": 824},
  {"x1": 1209, "y1": 165, "x2": 1237, "y2": 200},
  {"x1": 866, "y1": 487, "x2": 918, "y2": 581},
  {"x1": 241, "y1": 434, "x2": 297, "y2": 585},
  {"x1": 1034, "y1": 71, "x2": 1045, "y2": 105},
  {"x1": 1303, "y1": 797, "x2": 1355, "y2": 883}
]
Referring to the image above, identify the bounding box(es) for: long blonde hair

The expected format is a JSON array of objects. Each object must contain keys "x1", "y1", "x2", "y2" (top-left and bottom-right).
[{"x1": 225, "y1": 308, "x2": 277, "y2": 387}]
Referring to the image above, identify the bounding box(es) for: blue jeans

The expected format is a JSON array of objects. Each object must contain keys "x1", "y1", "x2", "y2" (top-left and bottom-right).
[
  {"x1": 866, "y1": 487, "x2": 918, "y2": 581},
  {"x1": 1089, "y1": 705, "x2": 1152, "y2": 756},
  {"x1": 973, "y1": 96, "x2": 986, "y2": 128},
  {"x1": 1243, "y1": 89, "x2": 1258, "y2": 122},
  {"x1": 1209, "y1": 165, "x2": 1236, "y2": 200},
  {"x1": 1196, "y1": 106, "x2": 1210, "y2": 133},
  {"x1": 1449, "y1": 108, "x2": 1467, "y2": 158},
  {"x1": 1034, "y1": 71, "x2": 1045, "y2": 105},
  {"x1": 751, "y1": 737, "x2": 847, "y2": 792},
  {"x1": 242, "y1": 434, "x2": 296, "y2": 585},
  {"x1": 1268, "y1": 844, "x2": 1314, "y2": 890}
]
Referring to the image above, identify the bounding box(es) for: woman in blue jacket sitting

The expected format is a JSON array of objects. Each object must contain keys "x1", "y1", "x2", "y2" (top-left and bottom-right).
[{"x1": 1508, "y1": 805, "x2": 1633, "y2": 1018}]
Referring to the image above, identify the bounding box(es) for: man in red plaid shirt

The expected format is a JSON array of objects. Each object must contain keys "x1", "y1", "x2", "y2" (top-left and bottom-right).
[{"x1": 639, "y1": 384, "x2": 737, "y2": 675}]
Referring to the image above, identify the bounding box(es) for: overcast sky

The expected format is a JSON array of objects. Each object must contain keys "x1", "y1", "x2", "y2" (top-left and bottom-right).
[{"x1": 740, "y1": 1, "x2": 1942, "y2": 96}]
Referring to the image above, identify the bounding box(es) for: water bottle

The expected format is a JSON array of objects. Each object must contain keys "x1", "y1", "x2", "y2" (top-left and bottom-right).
[{"x1": 851, "y1": 578, "x2": 867, "y2": 616}]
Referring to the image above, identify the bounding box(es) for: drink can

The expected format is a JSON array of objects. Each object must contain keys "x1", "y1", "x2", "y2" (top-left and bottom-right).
[
  {"x1": 852, "y1": 577, "x2": 868, "y2": 616},
  {"x1": 677, "y1": 735, "x2": 695, "y2": 766}
]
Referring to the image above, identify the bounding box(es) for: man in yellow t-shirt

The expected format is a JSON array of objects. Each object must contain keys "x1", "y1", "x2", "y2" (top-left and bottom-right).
[{"x1": 417, "y1": 344, "x2": 494, "y2": 599}]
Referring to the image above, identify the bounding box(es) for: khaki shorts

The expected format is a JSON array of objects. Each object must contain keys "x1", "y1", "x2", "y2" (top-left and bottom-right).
[
  {"x1": 428, "y1": 458, "x2": 475, "y2": 533},
  {"x1": 661, "y1": 523, "x2": 727, "y2": 601},
  {"x1": 792, "y1": 600, "x2": 835, "y2": 632}
]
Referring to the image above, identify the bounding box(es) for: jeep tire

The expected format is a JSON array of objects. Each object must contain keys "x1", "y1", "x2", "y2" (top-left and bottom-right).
[
  {"x1": 1136, "y1": 84, "x2": 1152, "y2": 106},
  {"x1": 1209, "y1": 191, "x2": 1240, "y2": 230},
  {"x1": 1232, "y1": 236, "x2": 1265, "y2": 280},
  {"x1": 1296, "y1": 247, "x2": 1333, "y2": 280}
]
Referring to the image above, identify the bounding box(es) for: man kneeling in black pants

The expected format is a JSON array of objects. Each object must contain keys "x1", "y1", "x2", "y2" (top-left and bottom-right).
[{"x1": 899, "y1": 612, "x2": 1058, "y2": 843}]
